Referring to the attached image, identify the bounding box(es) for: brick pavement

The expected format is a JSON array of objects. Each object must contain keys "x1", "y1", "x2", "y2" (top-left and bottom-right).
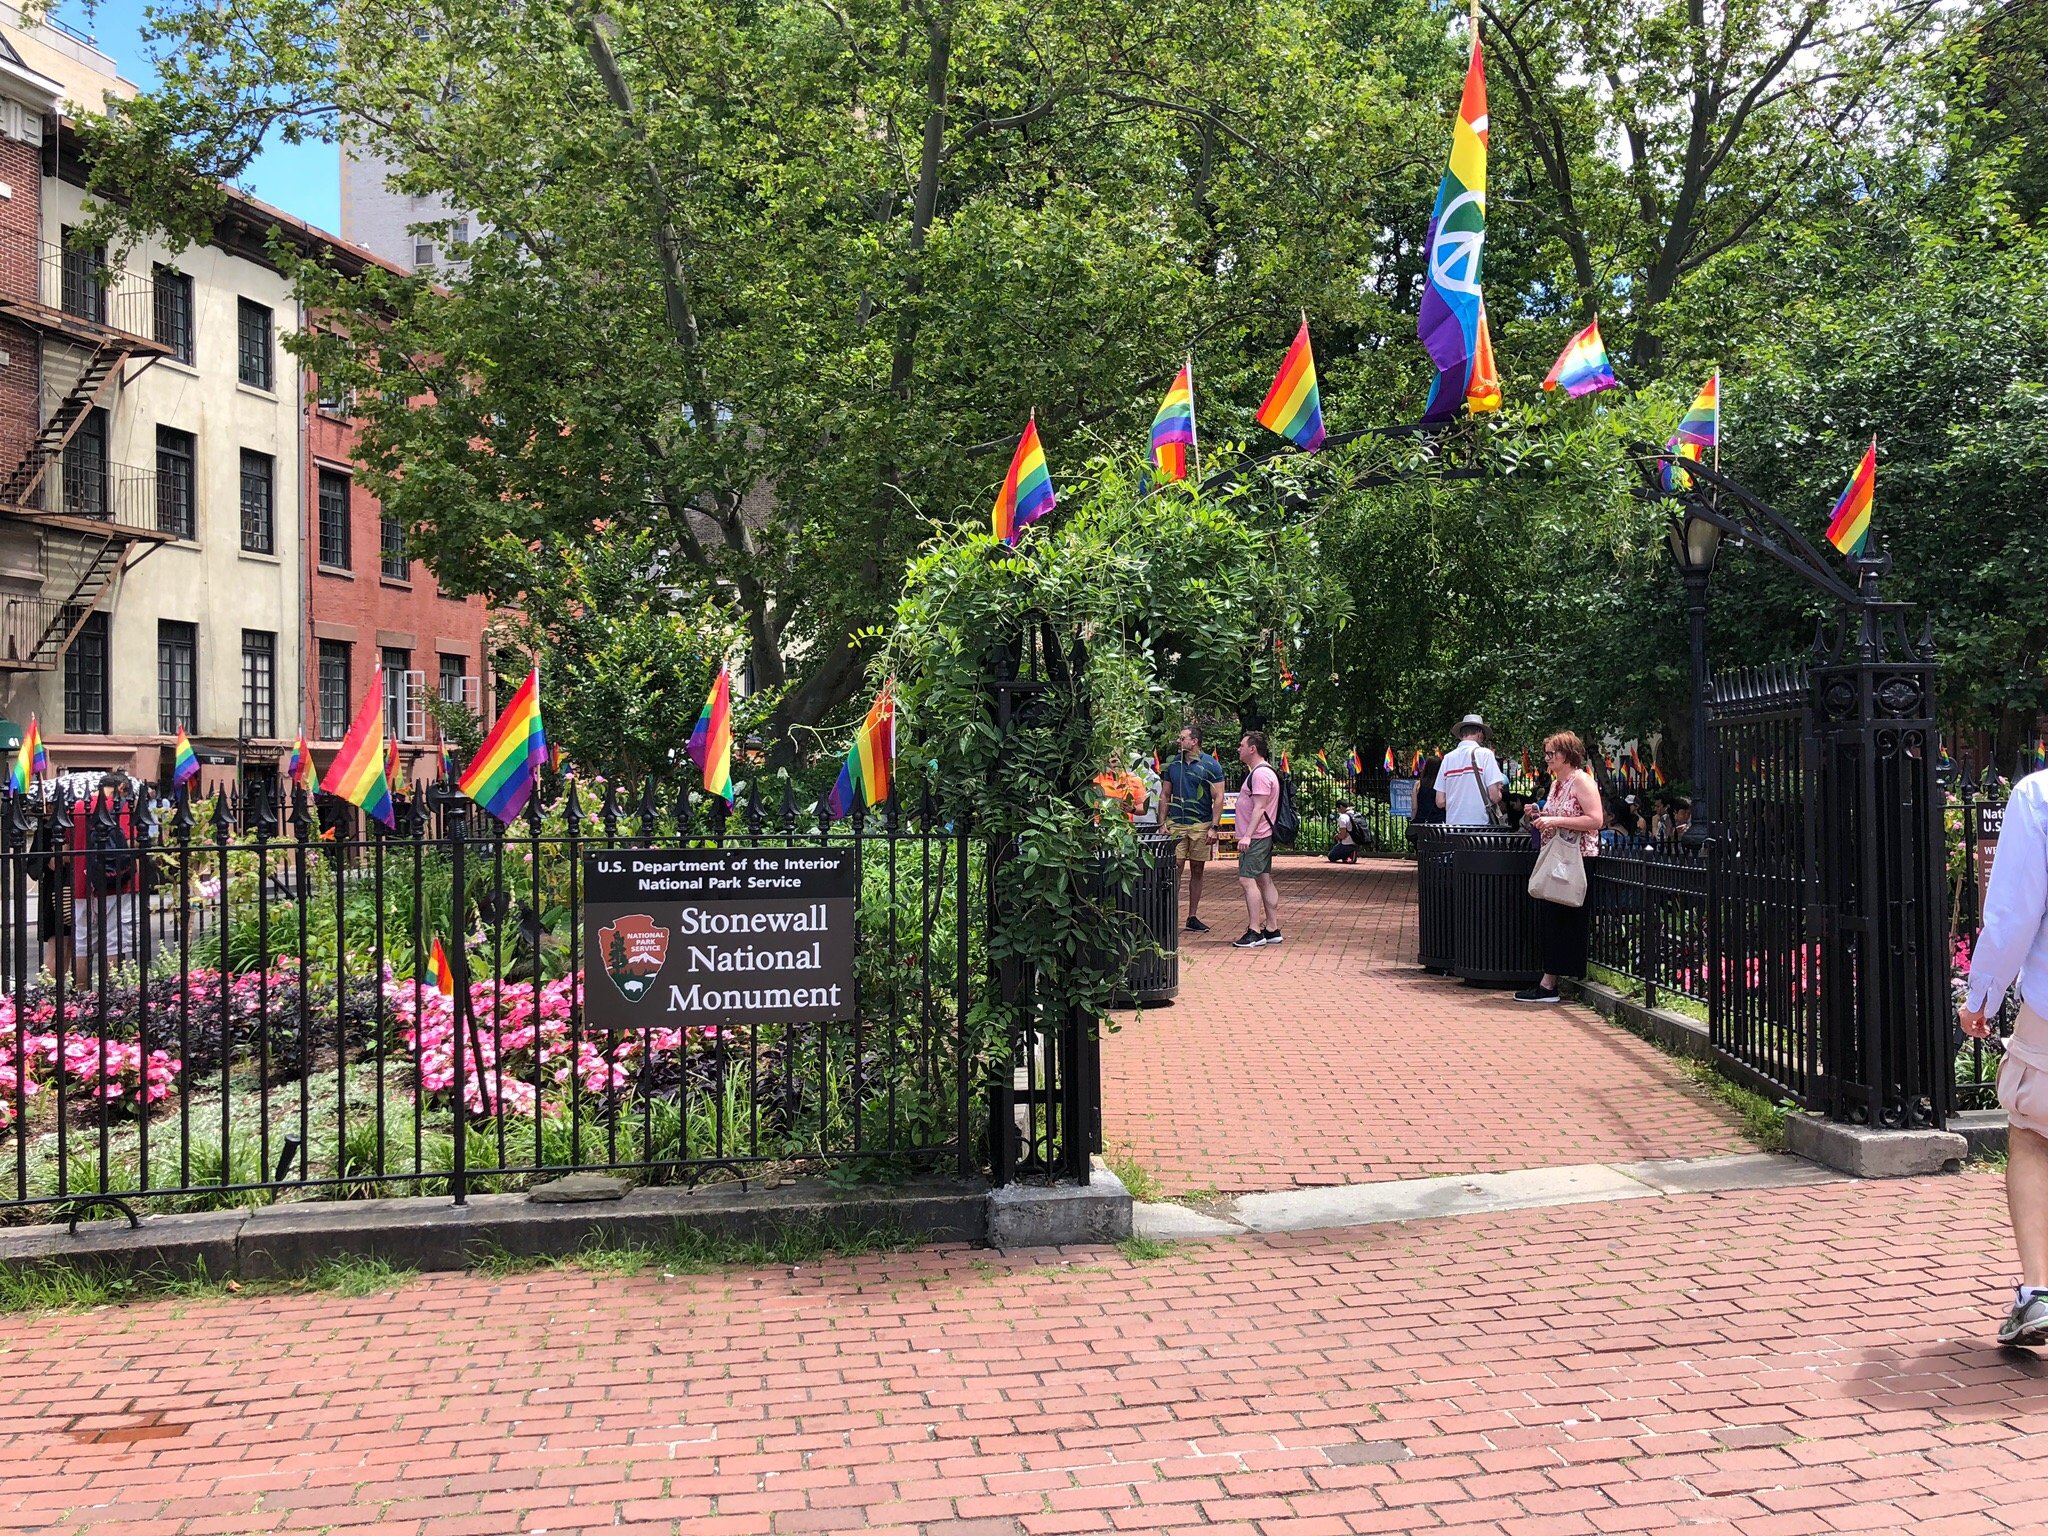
[
  {"x1": 3, "y1": 1173, "x2": 2040, "y2": 1535},
  {"x1": 1101, "y1": 859, "x2": 1750, "y2": 1194}
]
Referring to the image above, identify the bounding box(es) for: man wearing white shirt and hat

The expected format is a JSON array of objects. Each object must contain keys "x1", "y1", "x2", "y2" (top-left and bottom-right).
[
  {"x1": 1962, "y1": 767, "x2": 2048, "y2": 1345},
  {"x1": 1436, "y1": 714, "x2": 1505, "y2": 827}
]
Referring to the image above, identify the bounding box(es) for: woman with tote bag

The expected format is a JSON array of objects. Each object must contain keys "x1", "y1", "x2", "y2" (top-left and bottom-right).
[{"x1": 1517, "y1": 732, "x2": 1604, "y2": 1004}]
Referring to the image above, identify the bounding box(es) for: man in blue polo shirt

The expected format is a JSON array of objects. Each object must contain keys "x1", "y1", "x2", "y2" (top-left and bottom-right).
[{"x1": 1161, "y1": 725, "x2": 1227, "y2": 932}]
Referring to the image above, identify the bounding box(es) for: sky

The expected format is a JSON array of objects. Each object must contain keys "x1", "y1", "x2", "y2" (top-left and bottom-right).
[{"x1": 46, "y1": 0, "x2": 342, "y2": 233}]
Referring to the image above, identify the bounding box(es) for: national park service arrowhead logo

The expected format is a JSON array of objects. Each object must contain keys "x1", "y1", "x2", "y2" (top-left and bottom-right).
[{"x1": 597, "y1": 914, "x2": 668, "y2": 1003}]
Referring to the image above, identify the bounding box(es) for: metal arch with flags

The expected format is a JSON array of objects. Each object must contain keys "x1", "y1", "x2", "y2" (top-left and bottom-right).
[{"x1": 1419, "y1": 5, "x2": 1491, "y2": 423}]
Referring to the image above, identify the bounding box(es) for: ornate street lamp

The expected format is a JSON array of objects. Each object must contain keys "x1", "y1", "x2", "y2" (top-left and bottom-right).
[{"x1": 1666, "y1": 506, "x2": 1722, "y2": 839}]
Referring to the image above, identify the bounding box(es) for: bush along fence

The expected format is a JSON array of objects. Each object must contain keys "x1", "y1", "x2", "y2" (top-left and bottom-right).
[{"x1": 0, "y1": 776, "x2": 987, "y2": 1222}]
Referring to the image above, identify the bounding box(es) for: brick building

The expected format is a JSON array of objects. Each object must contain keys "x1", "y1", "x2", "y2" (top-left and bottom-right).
[{"x1": 304, "y1": 371, "x2": 490, "y2": 786}]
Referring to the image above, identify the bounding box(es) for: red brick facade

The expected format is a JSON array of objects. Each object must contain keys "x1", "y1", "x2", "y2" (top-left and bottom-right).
[
  {"x1": 0, "y1": 131, "x2": 40, "y2": 482},
  {"x1": 303, "y1": 375, "x2": 490, "y2": 784}
]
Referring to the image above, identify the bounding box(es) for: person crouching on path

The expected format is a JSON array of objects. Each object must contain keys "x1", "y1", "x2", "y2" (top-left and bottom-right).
[
  {"x1": 1161, "y1": 725, "x2": 1227, "y2": 933},
  {"x1": 1233, "y1": 731, "x2": 1282, "y2": 949},
  {"x1": 1960, "y1": 766, "x2": 2048, "y2": 1346}
]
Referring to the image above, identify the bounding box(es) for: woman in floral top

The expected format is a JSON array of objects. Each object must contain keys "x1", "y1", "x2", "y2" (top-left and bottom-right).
[{"x1": 1517, "y1": 731, "x2": 1604, "y2": 1004}]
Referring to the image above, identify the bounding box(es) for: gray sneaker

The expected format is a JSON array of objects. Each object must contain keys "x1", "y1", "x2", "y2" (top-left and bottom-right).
[{"x1": 1999, "y1": 1293, "x2": 2048, "y2": 1347}]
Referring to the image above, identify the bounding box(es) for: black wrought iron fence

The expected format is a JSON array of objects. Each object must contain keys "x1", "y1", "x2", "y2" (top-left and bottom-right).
[
  {"x1": 1950, "y1": 789, "x2": 2016, "y2": 1111},
  {"x1": 1587, "y1": 841, "x2": 1712, "y2": 1014},
  {"x1": 0, "y1": 780, "x2": 984, "y2": 1221}
]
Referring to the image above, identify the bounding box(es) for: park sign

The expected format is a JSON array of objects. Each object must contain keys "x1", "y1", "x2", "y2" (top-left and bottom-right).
[{"x1": 582, "y1": 847, "x2": 857, "y2": 1031}]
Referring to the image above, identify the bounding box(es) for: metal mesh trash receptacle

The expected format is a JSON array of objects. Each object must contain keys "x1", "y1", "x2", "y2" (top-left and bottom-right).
[
  {"x1": 1452, "y1": 832, "x2": 1542, "y2": 988},
  {"x1": 1116, "y1": 833, "x2": 1181, "y2": 1004},
  {"x1": 1414, "y1": 824, "x2": 1458, "y2": 971}
]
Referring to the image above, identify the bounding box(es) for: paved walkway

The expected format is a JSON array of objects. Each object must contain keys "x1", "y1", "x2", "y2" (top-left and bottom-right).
[
  {"x1": 4, "y1": 1174, "x2": 2040, "y2": 1536},
  {"x1": 1101, "y1": 859, "x2": 1750, "y2": 1194}
]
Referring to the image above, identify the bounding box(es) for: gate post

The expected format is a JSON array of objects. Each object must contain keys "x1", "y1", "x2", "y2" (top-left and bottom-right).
[{"x1": 1808, "y1": 567, "x2": 1952, "y2": 1129}]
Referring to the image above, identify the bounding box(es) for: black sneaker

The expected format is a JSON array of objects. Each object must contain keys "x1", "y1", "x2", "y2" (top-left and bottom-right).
[
  {"x1": 1231, "y1": 929, "x2": 1268, "y2": 949},
  {"x1": 1261, "y1": 930, "x2": 1283, "y2": 945},
  {"x1": 1514, "y1": 985, "x2": 1562, "y2": 1003},
  {"x1": 1185, "y1": 916, "x2": 1210, "y2": 933}
]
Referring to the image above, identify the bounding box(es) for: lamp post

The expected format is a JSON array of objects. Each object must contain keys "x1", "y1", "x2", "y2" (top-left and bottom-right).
[{"x1": 1666, "y1": 508, "x2": 1722, "y2": 839}]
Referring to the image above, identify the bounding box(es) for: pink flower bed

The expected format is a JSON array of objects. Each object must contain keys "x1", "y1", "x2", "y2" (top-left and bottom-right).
[{"x1": 0, "y1": 1031, "x2": 179, "y2": 1127}]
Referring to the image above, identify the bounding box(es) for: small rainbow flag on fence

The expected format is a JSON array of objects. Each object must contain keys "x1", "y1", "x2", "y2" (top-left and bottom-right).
[
  {"x1": 1382, "y1": 746, "x2": 1397, "y2": 773},
  {"x1": 1150, "y1": 364, "x2": 1196, "y2": 483},
  {"x1": 320, "y1": 667, "x2": 395, "y2": 827},
  {"x1": 429, "y1": 936, "x2": 456, "y2": 998},
  {"x1": 1542, "y1": 316, "x2": 1618, "y2": 398},
  {"x1": 172, "y1": 726, "x2": 201, "y2": 790},
  {"x1": 1661, "y1": 373, "x2": 1719, "y2": 491},
  {"x1": 458, "y1": 668, "x2": 546, "y2": 823},
  {"x1": 1824, "y1": 438, "x2": 1876, "y2": 558},
  {"x1": 11, "y1": 714, "x2": 44, "y2": 792},
  {"x1": 827, "y1": 683, "x2": 895, "y2": 821},
  {"x1": 1346, "y1": 749, "x2": 1364, "y2": 778},
  {"x1": 283, "y1": 733, "x2": 315, "y2": 792},
  {"x1": 2036, "y1": 740, "x2": 2048, "y2": 772},
  {"x1": 1256, "y1": 319, "x2": 1326, "y2": 451},
  {"x1": 992, "y1": 416, "x2": 1056, "y2": 545},
  {"x1": 689, "y1": 666, "x2": 735, "y2": 802}
]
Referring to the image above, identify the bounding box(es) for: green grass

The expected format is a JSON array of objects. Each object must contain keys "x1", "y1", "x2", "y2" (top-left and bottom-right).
[
  {"x1": 303, "y1": 1255, "x2": 417, "y2": 1297},
  {"x1": 1677, "y1": 1059, "x2": 1791, "y2": 1152},
  {"x1": 1117, "y1": 1235, "x2": 1176, "y2": 1262},
  {"x1": 1102, "y1": 1148, "x2": 1160, "y2": 1203}
]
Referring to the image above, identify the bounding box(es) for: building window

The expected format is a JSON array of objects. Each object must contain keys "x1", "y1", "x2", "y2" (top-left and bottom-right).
[
  {"x1": 158, "y1": 620, "x2": 197, "y2": 735},
  {"x1": 438, "y1": 653, "x2": 466, "y2": 705},
  {"x1": 380, "y1": 515, "x2": 409, "y2": 581},
  {"x1": 156, "y1": 426, "x2": 195, "y2": 539},
  {"x1": 450, "y1": 217, "x2": 469, "y2": 246},
  {"x1": 239, "y1": 450, "x2": 274, "y2": 553},
  {"x1": 60, "y1": 228, "x2": 105, "y2": 324},
  {"x1": 382, "y1": 649, "x2": 410, "y2": 739},
  {"x1": 62, "y1": 406, "x2": 108, "y2": 520},
  {"x1": 236, "y1": 298, "x2": 273, "y2": 390},
  {"x1": 314, "y1": 375, "x2": 353, "y2": 416},
  {"x1": 241, "y1": 629, "x2": 275, "y2": 739},
  {"x1": 413, "y1": 239, "x2": 436, "y2": 270},
  {"x1": 318, "y1": 640, "x2": 351, "y2": 740},
  {"x1": 317, "y1": 468, "x2": 351, "y2": 569},
  {"x1": 153, "y1": 265, "x2": 194, "y2": 364},
  {"x1": 63, "y1": 609, "x2": 109, "y2": 735}
]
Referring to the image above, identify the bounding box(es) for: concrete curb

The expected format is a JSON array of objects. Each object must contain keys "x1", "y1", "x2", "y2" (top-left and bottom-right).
[
  {"x1": 986, "y1": 1164, "x2": 1133, "y2": 1250},
  {"x1": 0, "y1": 1175, "x2": 989, "y2": 1282}
]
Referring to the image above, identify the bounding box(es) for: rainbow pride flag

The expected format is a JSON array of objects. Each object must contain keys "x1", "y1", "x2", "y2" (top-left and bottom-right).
[
  {"x1": 1824, "y1": 439, "x2": 1876, "y2": 558},
  {"x1": 283, "y1": 733, "x2": 316, "y2": 793},
  {"x1": 1257, "y1": 320, "x2": 1326, "y2": 451},
  {"x1": 429, "y1": 936, "x2": 456, "y2": 998},
  {"x1": 689, "y1": 666, "x2": 735, "y2": 802},
  {"x1": 1381, "y1": 746, "x2": 1396, "y2": 773},
  {"x1": 1419, "y1": 25, "x2": 1491, "y2": 423},
  {"x1": 1345, "y1": 749, "x2": 1364, "y2": 778},
  {"x1": 11, "y1": 714, "x2": 44, "y2": 793},
  {"x1": 992, "y1": 417, "x2": 1056, "y2": 545},
  {"x1": 1661, "y1": 373, "x2": 1719, "y2": 491},
  {"x1": 1150, "y1": 364, "x2": 1196, "y2": 482},
  {"x1": 458, "y1": 669, "x2": 546, "y2": 823},
  {"x1": 1410, "y1": 750, "x2": 1425, "y2": 775},
  {"x1": 172, "y1": 726, "x2": 200, "y2": 790},
  {"x1": 827, "y1": 683, "x2": 895, "y2": 821},
  {"x1": 2036, "y1": 740, "x2": 2048, "y2": 772},
  {"x1": 320, "y1": 667, "x2": 395, "y2": 827},
  {"x1": 1543, "y1": 316, "x2": 1618, "y2": 398}
]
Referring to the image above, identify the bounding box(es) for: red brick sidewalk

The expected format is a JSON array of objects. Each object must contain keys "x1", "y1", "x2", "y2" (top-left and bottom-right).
[
  {"x1": 1101, "y1": 859, "x2": 1749, "y2": 1194},
  {"x1": 2, "y1": 1174, "x2": 2035, "y2": 1536}
]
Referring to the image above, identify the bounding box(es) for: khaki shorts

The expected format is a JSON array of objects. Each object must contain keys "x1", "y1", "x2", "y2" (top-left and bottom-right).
[
  {"x1": 1169, "y1": 822, "x2": 1215, "y2": 862},
  {"x1": 2001, "y1": 1003, "x2": 2048, "y2": 1136},
  {"x1": 1237, "y1": 837, "x2": 1274, "y2": 879}
]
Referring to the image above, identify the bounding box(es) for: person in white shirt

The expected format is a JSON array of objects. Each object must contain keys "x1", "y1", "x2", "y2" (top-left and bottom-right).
[
  {"x1": 1435, "y1": 714, "x2": 1506, "y2": 827},
  {"x1": 1962, "y1": 769, "x2": 2048, "y2": 1346}
]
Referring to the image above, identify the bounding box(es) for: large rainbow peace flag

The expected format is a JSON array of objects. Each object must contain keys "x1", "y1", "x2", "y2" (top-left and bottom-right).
[
  {"x1": 1824, "y1": 440, "x2": 1876, "y2": 558},
  {"x1": 992, "y1": 417, "x2": 1056, "y2": 545},
  {"x1": 458, "y1": 668, "x2": 546, "y2": 823},
  {"x1": 827, "y1": 683, "x2": 895, "y2": 821},
  {"x1": 1256, "y1": 320, "x2": 1326, "y2": 451},
  {"x1": 1150, "y1": 365, "x2": 1196, "y2": 482},
  {"x1": 320, "y1": 668, "x2": 395, "y2": 827},
  {"x1": 1419, "y1": 24, "x2": 1491, "y2": 422}
]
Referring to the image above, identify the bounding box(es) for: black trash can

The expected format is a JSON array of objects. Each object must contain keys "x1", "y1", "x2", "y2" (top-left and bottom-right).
[
  {"x1": 1452, "y1": 832, "x2": 1542, "y2": 988},
  {"x1": 1414, "y1": 824, "x2": 1459, "y2": 972},
  {"x1": 1116, "y1": 833, "x2": 1181, "y2": 1005}
]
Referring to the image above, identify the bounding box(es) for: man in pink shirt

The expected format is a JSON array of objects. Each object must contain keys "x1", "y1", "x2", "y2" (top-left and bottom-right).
[{"x1": 1232, "y1": 731, "x2": 1282, "y2": 948}]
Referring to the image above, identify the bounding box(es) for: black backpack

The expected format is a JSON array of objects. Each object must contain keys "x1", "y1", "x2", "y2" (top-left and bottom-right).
[
  {"x1": 1271, "y1": 770, "x2": 1300, "y2": 846},
  {"x1": 87, "y1": 803, "x2": 138, "y2": 896}
]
